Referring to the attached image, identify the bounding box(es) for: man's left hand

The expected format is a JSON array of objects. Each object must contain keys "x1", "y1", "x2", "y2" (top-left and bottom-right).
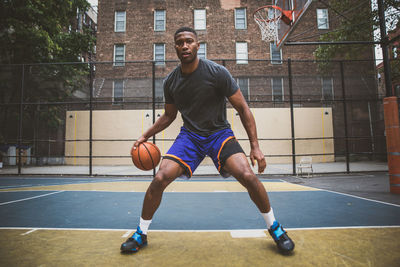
[{"x1": 250, "y1": 148, "x2": 267, "y2": 174}]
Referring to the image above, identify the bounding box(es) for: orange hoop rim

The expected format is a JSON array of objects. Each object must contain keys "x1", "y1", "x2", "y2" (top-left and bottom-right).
[{"x1": 253, "y1": 5, "x2": 284, "y2": 23}]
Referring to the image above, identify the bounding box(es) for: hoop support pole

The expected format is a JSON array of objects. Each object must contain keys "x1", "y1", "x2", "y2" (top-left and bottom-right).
[{"x1": 383, "y1": 96, "x2": 400, "y2": 194}]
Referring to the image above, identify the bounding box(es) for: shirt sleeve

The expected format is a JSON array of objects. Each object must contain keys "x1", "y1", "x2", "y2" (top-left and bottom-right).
[{"x1": 217, "y1": 65, "x2": 239, "y2": 97}]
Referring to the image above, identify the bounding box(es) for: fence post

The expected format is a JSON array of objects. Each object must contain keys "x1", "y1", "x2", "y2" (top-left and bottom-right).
[
  {"x1": 18, "y1": 64, "x2": 25, "y2": 175},
  {"x1": 152, "y1": 61, "x2": 156, "y2": 177},
  {"x1": 340, "y1": 61, "x2": 350, "y2": 173},
  {"x1": 89, "y1": 60, "x2": 94, "y2": 176},
  {"x1": 288, "y1": 58, "x2": 296, "y2": 175}
]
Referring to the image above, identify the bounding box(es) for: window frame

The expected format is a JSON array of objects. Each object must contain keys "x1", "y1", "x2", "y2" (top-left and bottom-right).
[
  {"x1": 114, "y1": 11, "x2": 126, "y2": 32},
  {"x1": 154, "y1": 9, "x2": 166, "y2": 31},
  {"x1": 198, "y1": 42, "x2": 207, "y2": 59},
  {"x1": 270, "y1": 42, "x2": 282, "y2": 64},
  {"x1": 271, "y1": 77, "x2": 284, "y2": 102},
  {"x1": 235, "y1": 8, "x2": 247, "y2": 30},
  {"x1": 114, "y1": 44, "x2": 125, "y2": 66},
  {"x1": 113, "y1": 80, "x2": 124, "y2": 104},
  {"x1": 194, "y1": 9, "x2": 206, "y2": 30},
  {"x1": 236, "y1": 42, "x2": 248, "y2": 64},
  {"x1": 154, "y1": 43, "x2": 165, "y2": 66},
  {"x1": 317, "y1": 8, "x2": 329, "y2": 29},
  {"x1": 155, "y1": 78, "x2": 164, "y2": 101},
  {"x1": 321, "y1": 77, "x2": 334, "y2": 100}
]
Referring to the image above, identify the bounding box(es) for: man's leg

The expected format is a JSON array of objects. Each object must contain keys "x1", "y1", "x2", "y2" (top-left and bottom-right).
[
  {"x1": 141, "y1": 158, "x2": 185, "y2": 220},
  {"x1": 121, "y1": 158, "x2": 184, "y2": 253},
  {"x1": 223, "y1": 153, "x2": 295, "y2": 254},
  {"x1": 224, "y1": 153, "x2": 271, "y2": 211}
]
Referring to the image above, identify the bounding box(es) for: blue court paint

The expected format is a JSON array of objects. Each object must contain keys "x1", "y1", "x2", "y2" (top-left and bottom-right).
[
  {"x1": 0, "y1": 177, "x2": 130, "y2": 190},
  {"x1": 0, "y1": 191, "x2": 399, "y2": 230}
]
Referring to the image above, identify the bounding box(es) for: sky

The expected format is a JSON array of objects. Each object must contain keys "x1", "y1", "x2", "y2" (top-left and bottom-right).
[{"x1": 88, "y1": 0, "x2": 97, "y2": 7}]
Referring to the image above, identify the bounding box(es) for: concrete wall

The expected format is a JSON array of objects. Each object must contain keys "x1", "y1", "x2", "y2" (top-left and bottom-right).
[{"x1": 65, "y1": 108, "x2": 334, "y2": 165}]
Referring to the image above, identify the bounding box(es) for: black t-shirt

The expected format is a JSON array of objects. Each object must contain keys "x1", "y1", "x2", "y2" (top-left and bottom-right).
[{"x1": 164, "y1": 59, "x2": 239, "y2": 136}]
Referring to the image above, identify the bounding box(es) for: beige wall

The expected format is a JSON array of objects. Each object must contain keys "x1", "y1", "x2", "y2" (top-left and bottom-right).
[{"x1": 65, "y1": 107, "x2": 334, "y2": 165}]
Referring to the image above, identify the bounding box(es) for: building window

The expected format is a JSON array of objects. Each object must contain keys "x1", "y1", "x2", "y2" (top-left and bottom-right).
[
  {"x1": 236, "y1": 42, "x2": 248, "y2": 64},
  {"x1": 198, "y1": 43, "x2": 207, "y2": 59},
  {"x1": 270, "y1": 42, "x2": 282, "y2": 64},
  {"x1": 115, "y1": 11, "x2": 126, "y2": 32},
  {"x1": 114, "y1": 44, "x2": 125, "y2": 66},
  {"x1": 155, "y1": 78, "x2": 164, "y2": 101},
  {"x1": 235, "y1": 8, "x2": 247, "y2": 29},
  {"x1": 322, "y1": 77, "x2": 333, "y2": 100},
  {"x1": 317, "y1": 9, "x2": 329, "y2": 29},
  {"x1": 154, "y1": 43, "x2": 165, "y2": 65},
  {"x1": 272, "y1": 77, "x2": 284, "y2": 102},
  {"x1": 154, "y1": 10, "x2": 166, "y2": 31},
  {"x1": 113, "y1": 80, "x2": 124, "y2": 103},
  {"x1": 194, "y1": 9, "x2": 206, "y2": 30},
  {"x1": 237, "y1": 78, "x2": 249, "y2": 100}
]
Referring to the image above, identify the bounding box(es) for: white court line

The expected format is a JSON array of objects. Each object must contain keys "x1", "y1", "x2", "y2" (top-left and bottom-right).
[
  {"x1": 0, "y1": 191, "x2": 64, "y2": 206},
  {"x1": 122, "y1": 231, "x2": 133, "y2": 238},
  {"x1": 278, "y1": 179, "x2": 400, "y2": 208},
  {"x1": 230, "y1": 230, "x2": 266, "y2": 238},
  {"x1": 1, "y1": 226, "x2": 399, "y2": 233},
  {"x1": 318, "y1": 188, "x2": 400, "y2": 208},
  {"x1": 21, "y1": 229, "x2": 37, "y2": 236}
]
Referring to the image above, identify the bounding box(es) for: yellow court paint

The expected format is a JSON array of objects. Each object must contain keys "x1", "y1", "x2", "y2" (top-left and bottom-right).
[
  {"x1": 1, "y1": 228, "x2": 399, "y2": 267},
  {"x1": 0, "y1": 181, "x2": 319, "y2": 193},
  {"x1": 73, "y1": 112, "x2": 77, "y2": 165},
  {"x1": 321, "y1": 108, "x2": 326, "y2": 163}
]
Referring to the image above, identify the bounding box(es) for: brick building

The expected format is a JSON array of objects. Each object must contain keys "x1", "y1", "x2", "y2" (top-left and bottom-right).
[
  {"x1": 95, "y1": 0, "x2": 376, "y2": 101},
  {"x1": 93, "y1": 0, "x2": 382, "y2": 159}
]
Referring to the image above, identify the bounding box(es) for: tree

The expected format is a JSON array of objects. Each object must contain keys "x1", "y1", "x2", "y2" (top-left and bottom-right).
[
  {"x1": 314, "y1": 0, "x2": 400, "y2": 73},
  {"x1": 0, "y1": 0, "x2": 95, "y2": 157}
]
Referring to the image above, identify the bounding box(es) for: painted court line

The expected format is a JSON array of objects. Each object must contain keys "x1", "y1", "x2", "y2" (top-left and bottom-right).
[
  {"x1": 122, "y1": 231, "x2": 133, "y2": 238},
  {"x1": 0, "y1": 191, "x2": 64, "y2": 206},
  {"x1": 21, "y1": 229, "x2": 37, "y2": 236},
  {"x1": 318, "y1": 188, "x2": 400, "y2": 208},
  {"x1": 1, "y1": 226, "x2": 399, "y2": 233},
  {"x1": 230, "y1": 230, "x2": 266, "y2": 238},
  {"x1": 276, "y1": 178, "x2": 400, "y2": 208}
]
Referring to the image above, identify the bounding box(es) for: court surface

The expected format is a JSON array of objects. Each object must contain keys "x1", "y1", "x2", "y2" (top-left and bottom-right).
[{"x1": 0, "y1": 175, "x2": 399, "y2": 266}]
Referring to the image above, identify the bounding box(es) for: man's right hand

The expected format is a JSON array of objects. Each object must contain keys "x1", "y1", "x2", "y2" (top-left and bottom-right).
[{"x1": 132, "y1": 136, "x2": 148, "y2": 150}]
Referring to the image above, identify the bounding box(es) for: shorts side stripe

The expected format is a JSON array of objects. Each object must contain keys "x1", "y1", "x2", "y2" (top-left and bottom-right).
[
  {"x1": 217, "y1": 136, "x2": 235, "y2": 171},
  {"x1": 164, "y1": 154, "x2": 193, "y2": 177}
]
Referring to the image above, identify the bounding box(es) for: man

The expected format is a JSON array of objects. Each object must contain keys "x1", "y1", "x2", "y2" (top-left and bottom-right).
[{"x1": 121, "y1": 26, "x2": 294, "y2": 254}]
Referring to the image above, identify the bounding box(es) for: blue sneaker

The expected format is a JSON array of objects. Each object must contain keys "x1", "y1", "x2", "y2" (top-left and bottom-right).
[
  {"x1": 268, "y1": 221, "x2": 295, "y2": 254},
  {"x1": 120, "y1": 226, "x2": 148, "y2": 253}
]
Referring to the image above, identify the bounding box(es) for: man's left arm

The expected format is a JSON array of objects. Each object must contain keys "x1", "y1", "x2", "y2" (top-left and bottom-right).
[{"x1": 228, "y1": 89, "x2": 267, "y2": 173}]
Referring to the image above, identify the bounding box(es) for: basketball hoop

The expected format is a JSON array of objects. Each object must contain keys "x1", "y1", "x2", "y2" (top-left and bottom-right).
[{"x1": 253, "y1": 5, "x2": 293, "y2": 43}]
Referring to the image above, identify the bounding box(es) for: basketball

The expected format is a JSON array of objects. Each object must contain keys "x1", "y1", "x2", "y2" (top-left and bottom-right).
[{"x1": 131, "y1": 142, "x2": 161, "y2": 171}]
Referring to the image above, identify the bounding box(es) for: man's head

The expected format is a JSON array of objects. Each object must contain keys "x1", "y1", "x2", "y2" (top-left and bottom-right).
[
  {"x1": 174, "y1": 27, "x2": 199, "y2": 64},
  {"x1": 174, "y1": 27, "x2": 198, "y2": 41}
]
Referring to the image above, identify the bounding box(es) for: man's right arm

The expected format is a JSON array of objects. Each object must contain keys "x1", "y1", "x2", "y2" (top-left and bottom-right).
[{"x1": 133, "y1": 103, "x2": 178, "y2": 149}]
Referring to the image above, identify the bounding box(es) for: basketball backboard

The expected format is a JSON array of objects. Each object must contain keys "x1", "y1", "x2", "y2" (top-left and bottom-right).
[{"x1": 254, "y1": 0, "x2": 313, "y2": 49}]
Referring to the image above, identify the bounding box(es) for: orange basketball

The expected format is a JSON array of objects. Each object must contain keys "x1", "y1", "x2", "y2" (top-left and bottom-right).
[{"x1": 131, "y1": 142, "x2": 161, "y2": 171}]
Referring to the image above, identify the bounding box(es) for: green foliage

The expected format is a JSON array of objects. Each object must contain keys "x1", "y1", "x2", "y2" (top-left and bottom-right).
[
  {"x1": 0, "y1": 0, "x2": 94, "y2": 64},
  {"x1": 314, "y1": 0, "x2": 399, "y2": 73},
  {"x1": 0, "y1": 0, "x2": 95, "y2": 143}
]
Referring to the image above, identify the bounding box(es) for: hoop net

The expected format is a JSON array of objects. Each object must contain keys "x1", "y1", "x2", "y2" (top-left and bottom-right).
[{"x1": 253, "y1": 6, "x2": 282, "y2": 43}]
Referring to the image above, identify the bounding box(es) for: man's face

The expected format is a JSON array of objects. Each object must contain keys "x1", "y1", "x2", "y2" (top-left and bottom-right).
[{"x1": 174, "y1": 31, "x2": 199, "y2": 64}]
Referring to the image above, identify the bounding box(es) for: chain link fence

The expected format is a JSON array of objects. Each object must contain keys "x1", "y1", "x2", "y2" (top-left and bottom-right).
[{"x1": 0, "y1": 59, "x2": 392, "y2": 176}]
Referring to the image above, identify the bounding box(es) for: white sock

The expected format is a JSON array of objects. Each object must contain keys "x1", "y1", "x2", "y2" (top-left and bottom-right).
[
  {"x1": 261, "y1": 208, "x2": 276, "y2": 229},
  {"x1": 139, "y1": 217, "x2": 152, "y2": 235}
]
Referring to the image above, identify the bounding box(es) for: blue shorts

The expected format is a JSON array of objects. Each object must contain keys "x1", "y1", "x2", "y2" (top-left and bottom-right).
[{"x1": 164, "y1": 127, "x2": 244, "y2": 178}]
